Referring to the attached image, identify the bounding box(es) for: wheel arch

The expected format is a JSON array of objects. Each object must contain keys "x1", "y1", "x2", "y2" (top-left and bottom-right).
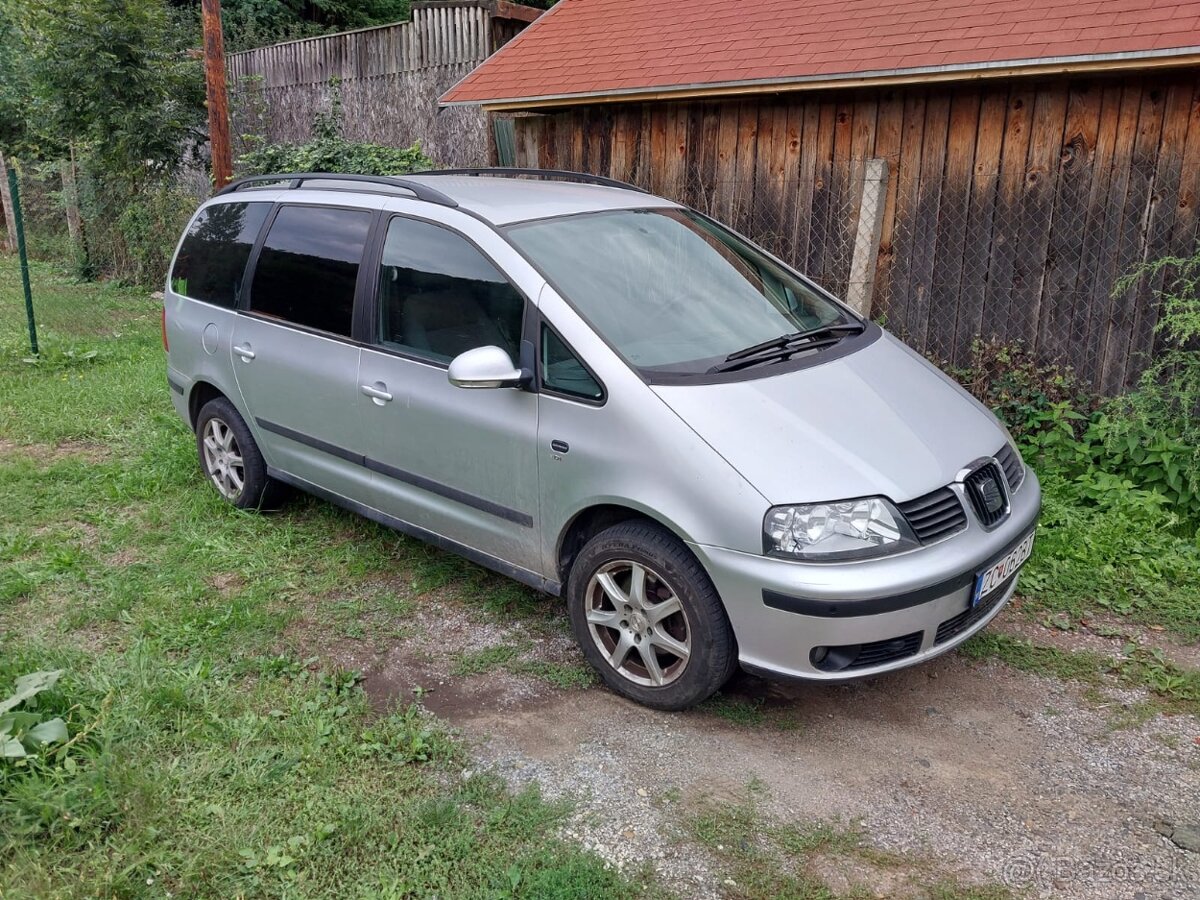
[
  {"x1": 555, "y1": 501, "x2": 697, "y2": 588},
  {"x1": 187, "y1": 379, "x2": 248, "y2": 431}
]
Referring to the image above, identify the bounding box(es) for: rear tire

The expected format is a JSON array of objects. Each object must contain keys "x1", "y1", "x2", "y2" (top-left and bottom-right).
[
  {"x1": 567, "y1": 521, "x2": 737, "y2": 710},
  {"x1": 195, "y1": 397, "x2": 285, "y2": 511}
]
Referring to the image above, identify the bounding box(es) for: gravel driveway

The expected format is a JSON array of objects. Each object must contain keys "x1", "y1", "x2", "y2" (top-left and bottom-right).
[{"x1": 295, "y1": 592, "x2": 1200, "y2": 899}]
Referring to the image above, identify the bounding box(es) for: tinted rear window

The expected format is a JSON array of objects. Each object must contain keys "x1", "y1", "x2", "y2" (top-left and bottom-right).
[
  {"x1": 249, "y1": 206, "x2": 373, "y2": 337},
  {"x1": 170, "y1": 202, "x2": 270, "y2": 307}
]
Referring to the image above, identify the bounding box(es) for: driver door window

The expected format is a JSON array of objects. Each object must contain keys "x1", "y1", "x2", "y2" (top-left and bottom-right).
[{"x1": 376, "y1": 217, "x2": 524, "y2": 364}]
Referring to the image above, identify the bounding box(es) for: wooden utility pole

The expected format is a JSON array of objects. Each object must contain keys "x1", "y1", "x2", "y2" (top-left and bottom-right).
[{"x1": 201, "y1": 0, "x2": 233, "y2": 189}]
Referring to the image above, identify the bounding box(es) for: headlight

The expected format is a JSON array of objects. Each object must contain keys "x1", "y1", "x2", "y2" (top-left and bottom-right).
[{"x1": 763, "y1": 497, "x2": 917, "y2": 561}]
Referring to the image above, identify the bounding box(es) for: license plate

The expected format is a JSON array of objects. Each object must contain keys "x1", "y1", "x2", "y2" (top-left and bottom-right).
[{"x1": 972, "y1": 530, "x2": 1035, "y2": 606}]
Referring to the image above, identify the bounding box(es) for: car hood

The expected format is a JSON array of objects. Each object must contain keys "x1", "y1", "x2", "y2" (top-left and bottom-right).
[{"x1": 650, "y1": 332, "x2": 1009, "y2": 505}]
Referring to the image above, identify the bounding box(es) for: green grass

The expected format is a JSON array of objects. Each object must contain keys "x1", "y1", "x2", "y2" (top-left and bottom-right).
[
  {"x1": 961, "y1": 632, "x2": 1200, "y2": 718},
  {"x1": 686, "y1": 785, "x2": 1012, "y2": 900},
  {"x1": 450, "y1": 645, "x2": 597, "y2": 689},
  {"x1": 699, "y1": 693, "x2": 768, "y2": 728},
  {"x1": 1016, "y1": 469, "x2": 1200, "y2": 642},
  {"x1": 0, "y1": 259, "x2": 642, "y2": 897}
]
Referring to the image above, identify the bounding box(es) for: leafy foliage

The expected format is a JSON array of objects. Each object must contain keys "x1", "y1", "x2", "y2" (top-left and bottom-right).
[
  {"x1": 944, "y1": 338, "x2": 1099, "y2": 444},
  {"x1": 0, "y1": 671, "x2": 68, "y2": 760},
  {"x1": 1, "y1": 0, "x2": 205, "y2": 178},
  {"x1": 1, "y1": 0, "x2": 207, "y2": 285},
  {"x1": 944, "y1": 305, "x2": 1200, "y2": 637},
  {"x1": 236, "y1": 92, "x2": 432, "y2": 176},
  {"x1": 1102, "y1": 252, "x2": 1200, "y2": 509},
  {"x1": 170, "y1": 0, "x2": 414, "y2": 51}
]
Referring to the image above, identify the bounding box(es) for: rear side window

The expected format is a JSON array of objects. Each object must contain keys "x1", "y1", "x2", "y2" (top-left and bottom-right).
[
  {"x1": 170, "y1": 202, "x2": 270, "y2": 307},
  {"x1": 249, "y1": 206, "x2": 372, "y2": 337},
  {"x1": 375, "y1": 217, "x2": 525, "y2": 364}
]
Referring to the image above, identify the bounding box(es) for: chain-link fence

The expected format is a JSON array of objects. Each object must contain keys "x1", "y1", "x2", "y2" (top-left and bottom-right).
[
  {"x1": 2, "y1": 150, "x2": 1182, "y2": 391},
  {"x1": 628, "y1": 160, "x2": 1179, "y2": 395},
  {"x1": 0, "y1": 159, "x2": 209, "y2": 352}
]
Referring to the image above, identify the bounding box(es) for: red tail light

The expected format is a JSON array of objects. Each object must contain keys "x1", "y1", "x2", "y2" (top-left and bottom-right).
[{"x1": 161, "y1": 305, "x2": 169, "y2": 352}]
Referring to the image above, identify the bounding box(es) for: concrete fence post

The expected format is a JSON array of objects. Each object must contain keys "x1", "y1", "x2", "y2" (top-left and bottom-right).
[
  {"x1": 0, "y1": 150, "x2": 16, "y2": 254},
  {"x1": 845, "y1": 157, "x2": 888, "y2": 317}
]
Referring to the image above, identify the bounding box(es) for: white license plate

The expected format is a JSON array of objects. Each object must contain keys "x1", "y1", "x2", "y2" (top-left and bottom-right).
[{"x1": 972, "y1": 530, "x2": 1035, "y2": 606}]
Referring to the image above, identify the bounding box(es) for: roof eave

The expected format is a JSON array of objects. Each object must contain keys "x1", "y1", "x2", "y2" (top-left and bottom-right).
[{"x1": 440, "y1": 46, "x2": 1200, "y2": 110}]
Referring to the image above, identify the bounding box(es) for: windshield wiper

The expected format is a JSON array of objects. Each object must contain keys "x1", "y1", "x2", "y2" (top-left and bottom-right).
[{"x1": 708, "y1": 321, "x2": 866, "y2": 373}]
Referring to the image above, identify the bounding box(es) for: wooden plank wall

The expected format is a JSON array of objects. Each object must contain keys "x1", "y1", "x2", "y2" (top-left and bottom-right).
[
  {"x1": 227, "y1": 4, "x2": 494, "y2": 168},
  {"x1": 511, "y1": 70, "x2": 1200, "y2": 392}
]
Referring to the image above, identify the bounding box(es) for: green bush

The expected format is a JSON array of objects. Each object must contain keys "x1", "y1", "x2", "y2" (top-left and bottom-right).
[
  {"x1": 1100, "y1": 253, "x2": 1200, "y2": 515},
  {"x1": 943, "y1": 338, "x2": 1099, "y2": 444},
  {"x1": 945, "y1": 293, "x2": 1199, "y2": 634},
  {"x1": 237, "y1": 93, "x2": 432, "y2": 178}
]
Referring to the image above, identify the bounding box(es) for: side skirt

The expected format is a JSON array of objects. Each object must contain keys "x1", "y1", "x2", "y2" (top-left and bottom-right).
[{"x1": 267, "y1": 466, "x2": 562, "y2": 597}]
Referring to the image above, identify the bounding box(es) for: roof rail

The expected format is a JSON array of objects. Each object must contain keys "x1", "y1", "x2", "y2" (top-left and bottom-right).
[
  {"x1": 215, "y1": 172, "x2": 459, "y2": 208},
  {"x1": 422, "y1": 167, "x2": 648, "y2": 194}
]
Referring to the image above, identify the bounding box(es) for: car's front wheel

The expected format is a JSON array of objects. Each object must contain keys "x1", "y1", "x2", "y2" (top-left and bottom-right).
[
  {"x1": 195, "y1": 397, "x2": 282, "y2": 510},
  {"x1": 567, "y1": 521, "x2": 737, "y2": 710}
]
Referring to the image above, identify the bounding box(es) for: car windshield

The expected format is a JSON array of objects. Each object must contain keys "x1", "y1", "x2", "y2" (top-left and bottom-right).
[{"x1": 506, "y1": 208, "x2": 854, "y2": 376}]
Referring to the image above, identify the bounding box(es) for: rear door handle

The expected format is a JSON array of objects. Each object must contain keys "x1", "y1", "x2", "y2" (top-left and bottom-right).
[
  {"x1": 360, "y1": 382, "x2": 393, "y2": 405},
  {"x1": 233, "y1": 343, "x2": 256, "y2": 361}
]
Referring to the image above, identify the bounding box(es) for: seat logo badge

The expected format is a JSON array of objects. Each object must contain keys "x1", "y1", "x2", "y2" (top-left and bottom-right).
[{"x1": 979, "y1": 475, "x2": 1004, "y2": 514}]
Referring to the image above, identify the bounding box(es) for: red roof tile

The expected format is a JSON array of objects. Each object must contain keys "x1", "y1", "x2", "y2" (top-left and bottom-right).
[{"x1": 442, "y1": 0, "x2": 1200, "y2": 106}]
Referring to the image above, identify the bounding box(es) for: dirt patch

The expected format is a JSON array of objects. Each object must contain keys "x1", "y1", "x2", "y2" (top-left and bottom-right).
[
  {"x1": 0, "y1": 438, "x2": 110, "y2": 465},
  {"x1": 283, "y1": 583, "x2": 1199, "y2": 898},
  {"x1": 474, "y1": 659, "x2": 1199, "y2": 897},
  {"x1": 33, "y1": 519, "x2": 101, "y2": 550},
  {"x1": 208, "y1": 572, "x2": 246, "y2": 597},
  {"x1": 106, "y1": 547, "x2": 141, "y2": 568}
]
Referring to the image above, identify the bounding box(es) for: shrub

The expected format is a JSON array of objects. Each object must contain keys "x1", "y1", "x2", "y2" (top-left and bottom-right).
[
  {"x1": 237, "y1": 91, "x2": 432, "y2": 178},
  {"x1": 1099, "y1": 254, "x2": 1200, "y2": 518},
  {"x1": 941, "y1": 338, "x2": 1099, "y2": 444}
]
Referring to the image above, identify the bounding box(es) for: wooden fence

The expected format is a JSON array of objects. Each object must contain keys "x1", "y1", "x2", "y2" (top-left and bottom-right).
[
  {"x1": 227, "y1": 2, "x2": 536, "y2": 168},
  {"x1": 508, "y1": 70, "x2": 1200, "y2": 392}
]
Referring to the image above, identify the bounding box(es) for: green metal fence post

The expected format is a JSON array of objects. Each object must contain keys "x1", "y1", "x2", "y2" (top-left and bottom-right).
[{"x1": 6, "y1": 166, "x2": 38, "y2": 356}]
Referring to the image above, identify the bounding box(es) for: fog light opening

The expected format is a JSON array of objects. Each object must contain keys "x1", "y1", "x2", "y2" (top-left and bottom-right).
[{"x1": 811, "y1": 644, "x2": 860, "y2": 673}]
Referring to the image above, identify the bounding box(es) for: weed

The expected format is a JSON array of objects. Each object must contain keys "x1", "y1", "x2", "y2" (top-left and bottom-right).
[
  {"x1": 509, "y1": 659, "x2": 597, "y2": 689},
  {"x1": 700, "y1": 693, "x2": 767, "y2": 727},
  {"x1": 451, "y1": 645, "x2": 521, "y2": 677}
]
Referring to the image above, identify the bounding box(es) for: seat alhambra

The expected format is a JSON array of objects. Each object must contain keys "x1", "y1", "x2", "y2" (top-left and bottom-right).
[{"x1": 164, "y1": 169, "x2": 1040, "y2": 709}]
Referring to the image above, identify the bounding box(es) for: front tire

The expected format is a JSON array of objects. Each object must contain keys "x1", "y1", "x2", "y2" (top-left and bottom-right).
[
  {"x1": 567, "y1": 521, "x2": 737, "y2": 710},
  {"x1": 195, "y1": 397, "x2": 282, "y2": 510}
]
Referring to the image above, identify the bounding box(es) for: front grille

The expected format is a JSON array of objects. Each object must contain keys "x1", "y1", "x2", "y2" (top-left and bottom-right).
[
  {"x1": 897, "y1": 487, "x2": 967, "y2": 544},
  {"x1": 995, "y1": 443, "x2": 1026, "y2": 492},
  {"x1": 844, "y1": 630, "x2": 923, "y2": 670},
  {"x1": 964, "y1": 462, "x2": 1009, "y2": 527},
  {"x1": 935, "y1": 573, "x2": 1015, "y2": 644}
]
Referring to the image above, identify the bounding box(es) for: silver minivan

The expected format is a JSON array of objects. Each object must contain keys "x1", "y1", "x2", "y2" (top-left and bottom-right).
[{"x1": 165, "y1": 169, "x2": 1040, "y2": 710}]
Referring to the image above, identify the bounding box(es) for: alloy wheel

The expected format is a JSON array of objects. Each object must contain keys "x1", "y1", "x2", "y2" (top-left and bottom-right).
[
  {"x1": 585, "y1": 560, "x2": 691, "y2": 687},
  {"x1": 201, "y1": 417, "x2": 245, "y2": 502}
]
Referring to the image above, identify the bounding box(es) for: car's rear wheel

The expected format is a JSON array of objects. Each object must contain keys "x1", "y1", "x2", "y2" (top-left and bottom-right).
[
  {"x1": 195, "y1": 397, "x2": 282, "y2": 510},
  {"x1": 567, "y1": 521, "x2": 737, "y2": 710}
]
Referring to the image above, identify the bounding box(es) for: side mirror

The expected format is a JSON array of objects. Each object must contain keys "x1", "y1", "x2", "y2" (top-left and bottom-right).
[{"x1": 447, "y1": 345, "x2": 526, "y2": 389}]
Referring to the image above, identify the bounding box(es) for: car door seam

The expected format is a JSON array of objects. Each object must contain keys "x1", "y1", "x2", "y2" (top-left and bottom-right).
[{"x1": 254, "y1": 417, "x2": 533, "y2": 527}]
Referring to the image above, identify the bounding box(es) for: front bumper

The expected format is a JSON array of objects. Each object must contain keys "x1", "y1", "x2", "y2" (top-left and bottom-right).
[{"x1": 691, "y1": 468, "x2": 1041, "y2": 681}]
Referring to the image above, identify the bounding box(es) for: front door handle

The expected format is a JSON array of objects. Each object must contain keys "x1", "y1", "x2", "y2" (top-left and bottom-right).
[
  {"x1": 233, "y1": 343, "x2": 256, "y2": 361},
  {"x1": 360, "y1": 382, "x2": 393, "y2": 405}
]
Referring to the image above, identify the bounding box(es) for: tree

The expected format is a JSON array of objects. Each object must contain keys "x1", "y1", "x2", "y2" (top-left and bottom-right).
[
  {"x1": 1, "y1": 0, "x2": 206, "y2": 181},
  {"x1": 169, "y1": 0, "x2": 413, "y2": 51}
]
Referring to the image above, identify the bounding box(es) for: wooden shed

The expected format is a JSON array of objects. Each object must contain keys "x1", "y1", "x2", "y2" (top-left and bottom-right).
[{"x1": 441, "y1": 0, "x2": 1200, "y2": 391}]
